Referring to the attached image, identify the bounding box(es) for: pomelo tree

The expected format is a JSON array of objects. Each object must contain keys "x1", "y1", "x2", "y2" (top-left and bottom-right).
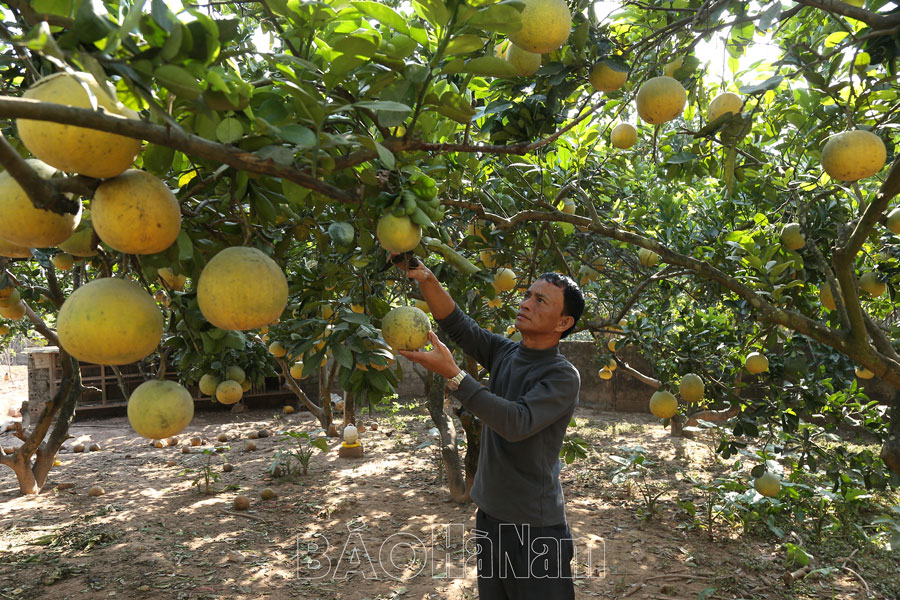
[{"x1": 0, "y1": 0, "x2": 898, "y2": 502}]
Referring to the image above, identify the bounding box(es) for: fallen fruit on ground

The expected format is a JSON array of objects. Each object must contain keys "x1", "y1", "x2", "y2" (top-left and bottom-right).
[
  {"x1": 87, "y1": 485, "x2": 105, "y2": 497},
  {"x1": 197, "y1": 246, "x2": 288, "y2": 331},
  {"x1": 127, "y1": 380, "x2": 194, "y2": 440},
  {"x1": 381, "y1": 306, "x2": 432, "y2": 351},
  {"x1": 16, "y1": 71, "x2": 142, "y2": 178},
  {"x1": 376, "y1": 213, "x2": 422, "y2": 253},
  {"x1": 92, "y1": 170, "x2": 182, "y2": 254},
  {"x1": 822, "y1": 130, "x2": 886, "y2": 182},
  {"x1": 283, "y1": 405, "x2": 295, "y2": 414},
  {"x1": 0, "y1": 159, "x2": 81, "y2": 248},
  {"x1": 753, "y1": 472, "x2": 781, "y2": 497},
  {"x1": 649, "y1": 390, "x2": 677, "y2": 419},
  {"x1": 508, "y1": 0, "x2": 572, "y2": 54},
  {"x1": 233, "y1": 495, "x2": 250, "y2": 510},
  {"x1": 636, "y1": 76, "x2": 687, "y2": 125},
  {"x1": 260, "y1": 488, "x2": 277, "y2": 500},
  {"x1": 745, "y1": 351, "x2": 769, "y2": 374},
  {"x1": 57, "y1": 277, "x2": 163, "y2": 365}
]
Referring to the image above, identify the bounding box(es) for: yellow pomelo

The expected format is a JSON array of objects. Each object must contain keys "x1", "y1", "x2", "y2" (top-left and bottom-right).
[
  {"x1": 198, "y1": 373, "x2": 220, "y2": 395},
  {"x1": 382, "y1": 306, "x2": 432, "y2": 351},
  {"x1": 92, "y1": 170, "x2": 181, "y2": 254},
  {"x1": 57, "y1": 278, "x2": 163, "y2": 365},
  {"x1": 649, "y1": 390, "x2": 677, "y2": 419},
  {"x1": 753, "y1": 472, "x2": 781, "y2": 497},
  {"x1": 493, "y1": 268, "x2": 517, "y2": 292},
  {"x1": 487, "y1": 296, "x2": 503, "y2": 308},
  {"x1": 0, "y1": 237, "x2": 31, "y2": 258},
  {"x1": 822, "y1": 130, "x2": 886, "y2": 182},
  {"x1": 127, "y1": 379, "x2": 194, "y2": 440},
  {"x1": 636, "y1": 76, "x2": 687, "y2": 125},
  {"x1": 707, "y1": 92, "x2": 743, "y2": 123},
  {"x1": 887, "y1": 208, "x2": 900, "y2": 234},
  {"x1": 158, "y1": 267, "x2": 186, "y2": 291},
  {"x1": 0, "y1": 288, "x2": 20, "y2": 307},
  {"x1": 17, "y1": 72, "x2": 142, "y2": 178},
  {"x1": 225, "y1": 365, "x2": 246, "y2": 383},
  {"x1": 0, "y1": 300, "x2": 26, "y2": 320},
  {"x1": 508, "y1": 0, "x2": 572, "y2": 54},
  {"x1": 52, "y1": 253, "x2": 75, "y2": 270},
  {"x1": 561, "y1": 199, "x2": 576, "y2": 214},
  {"x1": 480, "y1": 250, "x2": 498, "y2": 268},
  {"x1": 819, "y1": 283, "x2": 837, "y2": 311},
  {"x1": 215, "y1": 379, "x2": 243, "y2": 405},
  {"x1": 283, "y1": 405, "x2": 295, "y2": 414},
  {"x1": 679, "y1": 373, "x2": 704, "y2": 403},
  {"x1": 607, "y1": 338, "x2": 616, "y2": 352},
  {"x1": 605, "y1": 358, "x2": 617, "y2": 371},
  {"x1": 0, "y1": 159, "x2": 81, "y2": 247},
  {"x1": 240, "y1": 378, "x2": 252, "y2": 392},
  {"x1": 855, "y1": 366, "x2": 875, "y2": 379},
  {"x1": 290, "y1": 361, "x2": 305, "y2": 379},
  {"x1": 376, "y1": 213, "x2": 422, "y2": 253},
  {"x1": 780, "y1": 223, "x2": 805, "y2": 250},
  {"x1": 269, "y1": 341, "x2": 287, "y2": 357},
  {"x1": 589, "y1": 61, "x2": 628, "y2": 93},
  {"x1": 638, "y1": 248, "x2": 660, "y2": 267},
  {"x1": 745, "y1": 351, "x2": 769, "y2": 374},
  {"x1": 0, "y1": 324, "x2": 9, "y2": 335},
  {"x1": 351, "y1": 303, "x2": 365, "y2": 314},
  {"x1": 197, "y1": 246, "x2": 288, "y2": 331},
  {"x1": 59, "y1": 220, "x2": 98, "y2": 257},
  {"x1": 859, "y1": 271, "x2": 886, "y2": 297},
  {"x1": 413, "y1": 299, "x2": 431, "y2": 314},
  {"x1": 610, "y1": 123, "x2": 637, "y2": 149},
  {"x1": 505, "y1": 43, "x2": 542, "y2": 76},
  {"x1": 598, "y1": 368, "x2": 612, "y2": 380},
  {"x1": 663, "y1": 57, "x2": 683, "y2": 78}
]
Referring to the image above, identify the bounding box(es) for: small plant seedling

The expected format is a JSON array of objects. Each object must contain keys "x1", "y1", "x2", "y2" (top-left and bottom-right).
[{"x1": 269, "y1": 430, "x2": 328, "y2": 477}]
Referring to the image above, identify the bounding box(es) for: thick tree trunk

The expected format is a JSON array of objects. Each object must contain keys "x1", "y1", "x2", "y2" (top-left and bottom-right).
[
  {"x1": 342, "y1": 391, "x2": 356, "y2": 428},
  {"x1": 425, "y1": 372, "x2": 467, "y2": 503},
  {"x1": 11, "y1": 453, "x2": 39, "y2": 495},
  {"x1": 455, "y1": 406, "x2": 480, "y2": 501},
  {"x1": 882, "y1": 389, "x2": 900, "y2": 477}
]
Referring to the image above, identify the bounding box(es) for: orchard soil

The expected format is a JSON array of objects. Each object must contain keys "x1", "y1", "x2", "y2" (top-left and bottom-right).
[{"x1": 0, "y1": 370, "x2": 897, "y2": 599}]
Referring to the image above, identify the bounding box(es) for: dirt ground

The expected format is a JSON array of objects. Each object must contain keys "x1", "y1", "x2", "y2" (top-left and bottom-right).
[
  {"x1": 0, "y1": 378, "x2": 896, "y2": 599},
  {"x1": 0, "y1": 364, "x2": 27, "y2": 424}
]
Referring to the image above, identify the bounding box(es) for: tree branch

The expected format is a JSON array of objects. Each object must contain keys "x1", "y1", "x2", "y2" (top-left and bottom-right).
[{"x1": 0, "y1": 133, "x2": 80, "y2": 215}]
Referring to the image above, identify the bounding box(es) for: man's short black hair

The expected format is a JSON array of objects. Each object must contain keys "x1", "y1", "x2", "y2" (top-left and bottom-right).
[{"x1": 537, "y1": 272, "x2": 584, "y2": 338}]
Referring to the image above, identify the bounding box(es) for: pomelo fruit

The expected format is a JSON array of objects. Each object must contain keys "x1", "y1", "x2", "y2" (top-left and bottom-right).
[
  {"x1": 508, "y1": 0, "x2": 572, "y2": 54},
  {"x1": 57, "y1": 277, "x2": 163, "y2": 365},
  {"x1": 225, "y1": 365, "x2": 246, "y2": 383},
  {"x1": 505, "y1": 43, "x2": 542, "y2": 77},
  {"x1": 855, "y1": 366, "x2": 875, "y2": 379},
  {"x1": 707, "y1": 92, "x2": 743, "y2": 123},
  {"x1": 610, "y1": 123, "x2": 637, "y2": 149},
  {"x1": 197, "y1": 246, "x2": 288, "y2": 331},
  {"x1": 381, "y1": 306, "x2": 432, "y2": 351},
  {"x1": 0, "y1": 159, "x2": 81, "y2": 248},
  {"x1": 327, "y1": 222, "x2": 355, "y2": 247},
  {"x1": 753, "y1": 471, "x2": 781, "y2": 497},
  {"x1": 679, "y1": 373, "x2": 704, "y2": 403},
  {"x1": 59, "y1": 219, "x2": 98, "y2": 257},
  {"x1": 157, "y1": 267, "x2": 186, "y2": 291},
  {"x1": 663, "y1": 57, "x2": 683, "y2": 78},
  {"x1": 589, "y1": 61, "x2": 628, "y2": 93},
  {"x1": 92, "y1": 170, "x2": 181, "y2": 255},
  {"x1": 780, "y1": 223, "x2": 805, "y2": 250},
  {"x1": 636, "y1": 76, "x2": 687, "y2": 125},
  {"x1": 0, "y1": 300, "x2": 26, "y2": 320},
  {"x1": 649, "y1": 390, "x2": 677, "y2": 419},
  {"x1": 52, "y1": 253, "x2": 75, "y2": 271},
  {"x1": 859, "y1": 272, "x2": 886, "y2": 297},
  {"x1": 269, "y1": 341, "x2": 287, "y2": 357},
  {"x1": 598, "y1": 368, "x2": 612, "y2": 380},
  {"x1": 638, "y1": 248, "x2": 660, "y2": 267},
  {"x1": 822, "y1": 130, "x2": 886, "y2": 182},
  {"x1": 127, "y1": 379, "x2": 194, "y2": 440},
  {"x1": 289, "y1": 361, "x2": 305, "y2": 379},
  {"x1": 887, "y1": 208, "x2": 900, "y2": 234},
  {"x1": 215, "y1": 379, "x2": 243, "y2": 404},
  {"x1": 820, "y1": 283, "x2": 837, "y2": 311},
  {"x1": 376, "y1": 213, "x2": 421, "y2": 253},
  {"x1": 413, "y1": 299, "x2": 431, "y2": 314},
  {"x1": 198, "y1": 373, "x2": 220, "y2": 396},
  {"x1": 745, "y1": 351, "x2": 769, "y2": 374},
  {"x1": 493, "y1": 268, "x2": 517, "y2": 292},
  {"x1": 16, "y1": 72, "x2": 142, "y2": 178},
  {"x1": 0, "y1": 237, "x2": 31, "y2": 258}
]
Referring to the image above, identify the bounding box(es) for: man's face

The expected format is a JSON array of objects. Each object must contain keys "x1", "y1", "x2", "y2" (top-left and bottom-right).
[{"x1": 514, "y1": 279, "x2": 572, "y2": 337}]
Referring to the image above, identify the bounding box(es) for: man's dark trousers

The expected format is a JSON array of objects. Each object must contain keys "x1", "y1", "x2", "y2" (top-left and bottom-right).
[{"x1": 475, "y1": 509, "x2": 575, "y2": 599}]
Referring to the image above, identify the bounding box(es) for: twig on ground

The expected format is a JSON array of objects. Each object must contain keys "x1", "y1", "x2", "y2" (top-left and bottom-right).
[{"x1": 223, "y1": 510, "x2": 270, "y2": 524}]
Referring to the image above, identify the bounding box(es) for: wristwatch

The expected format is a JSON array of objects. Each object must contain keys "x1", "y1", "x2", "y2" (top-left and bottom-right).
[{"x1": 446, "y1": 370, "x2": 467, "y2": 391}]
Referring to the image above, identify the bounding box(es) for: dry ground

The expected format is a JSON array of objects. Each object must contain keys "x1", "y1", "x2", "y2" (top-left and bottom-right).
[{"x1": 0, "y1": 386, "x2": 896, "y2": 599}]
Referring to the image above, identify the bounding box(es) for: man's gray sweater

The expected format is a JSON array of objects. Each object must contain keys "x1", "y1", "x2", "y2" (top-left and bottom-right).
[{"x1": 437, "y1": 306, "x2": 580, "y2": 527}]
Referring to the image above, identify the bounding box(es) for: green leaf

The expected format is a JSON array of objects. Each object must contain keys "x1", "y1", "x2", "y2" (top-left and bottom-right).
[
  {"x1": 738, "y1": 76, "x2": 783, "y2": 95},
  {"x1": 279, "y1": 124, "x2": 317, "y2": 147},
  {"x1": 375, "y1": 142, "x2": 395, "y2": 169},
  {"x1": 351, "y1": 1, "x2": 409, "y2": 35},
  {"x1": 467, "y1": 1, "x2": 523, "y2": 34},
  {"x1": 176, "y1": 231, "x2": 193, "y2": 261},
  {"x1": 215, "y1": 117, "x2": 244, "y2": 144},
  {"x1": 224, "y1": 331, "x2": 246, "y2": 350},
  {"x1": 331, "y1": 344, "x2": 353, "y2": 369},
  {"x1": 825, "y1": 32, "x2": 849, "y2": 48},
  {"x1": 412, "y1": 0, "x2": 449, "y2": 28},
  {"x1": 664, "y1": 152, "x2": 698, "y2": 165},
  {"x1": 75, "y1": 0, "x2": 112, "y2": 43},
  {"x1": 445, "y1": 35, "x2": 486, "y2": 56},
  {"x1": 446, "y1": 56, "x2": 520, "y2": 78}
]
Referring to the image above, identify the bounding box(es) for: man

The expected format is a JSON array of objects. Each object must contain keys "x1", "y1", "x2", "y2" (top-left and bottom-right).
[{"x1": 396, "y1": 259, "x2": 584, "y2": 600}]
